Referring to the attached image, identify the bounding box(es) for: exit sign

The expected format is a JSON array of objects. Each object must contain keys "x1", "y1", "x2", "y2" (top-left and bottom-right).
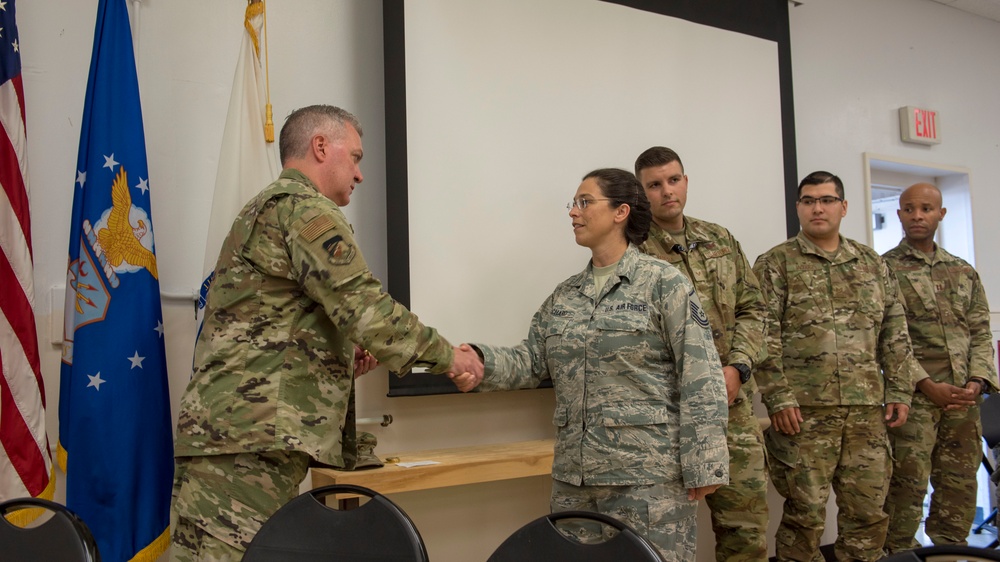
[{"x1": 899, "y1": 106, "x2": 941, "y2": 145}]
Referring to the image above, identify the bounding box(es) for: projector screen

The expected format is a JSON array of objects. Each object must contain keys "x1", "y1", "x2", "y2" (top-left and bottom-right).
[{"x1": 385, "y1": 0, "x2": 796, "y2": 395}]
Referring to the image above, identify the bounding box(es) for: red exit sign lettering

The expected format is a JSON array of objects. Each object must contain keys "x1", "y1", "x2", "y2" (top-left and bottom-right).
[{"x1": 899, "y1": 106, "x2": 941, "y2": 145}]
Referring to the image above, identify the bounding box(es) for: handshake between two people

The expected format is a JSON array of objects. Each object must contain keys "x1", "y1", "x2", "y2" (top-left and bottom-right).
[
  {"x1": 449, "y1": 343, "x2": 484, "y2": 393},
  {"x1": 353, "y1": 343, "x2": 483, "y2": 392}
]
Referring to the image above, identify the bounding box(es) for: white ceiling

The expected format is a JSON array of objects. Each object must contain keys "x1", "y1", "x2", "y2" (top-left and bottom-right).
[
  {"x1": 925, "y1": 0, "x2": 1000, "y2": 22},
  {"x1": 791, "y1": 0, "x2": 1000, "y2": 24}
]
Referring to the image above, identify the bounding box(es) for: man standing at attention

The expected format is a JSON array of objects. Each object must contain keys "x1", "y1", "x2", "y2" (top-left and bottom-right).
[
  {"x1": 635, "y1": 146, "x2": 786, "y2": 561},
  {"x1": 753, "y1": 171, "x2": 920, "y2": 561},
  {"x1": 170, "y1": 105, "x2": 483, "y2": 560},
  {"x1": 883, "y1": 182, "x2": 997, "y2": 552}
]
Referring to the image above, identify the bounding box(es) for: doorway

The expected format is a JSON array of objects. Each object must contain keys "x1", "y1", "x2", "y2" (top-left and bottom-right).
[{"x1": 863, "y1": 153, "x2": 974, "y2": 264}]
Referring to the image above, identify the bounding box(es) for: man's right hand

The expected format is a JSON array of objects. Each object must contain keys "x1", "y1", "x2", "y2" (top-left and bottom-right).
[
  {"x1": 722, "y1": 366, "x2": 741, "y2": 405},
  {"x1": 770, "y1": 407, "x2": 803, "y2": 435},
  {"x1": 448, "y1": 344, "x2": 484, "y2": 392},
  {"x1": 917, "y1": 378, "x2": 976, "y2": 411}
]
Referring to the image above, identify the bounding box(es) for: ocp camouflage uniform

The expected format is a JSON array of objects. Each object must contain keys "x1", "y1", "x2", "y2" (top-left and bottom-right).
[
  {"x1": 170, "y1": 169, "x2": 455, "y2": 560},
  {"x1": 753, "y1": 232, "x2": 920, "y2": 562},
  {"x1": 882, "y1": 239, "x2": 998, "y2": 552},
  {"x1": 640, "y1": 218, "x2": 773, "y2": 562},
  {"x1": 475, "y1": 245, "x2": 730, "y2": 562}
]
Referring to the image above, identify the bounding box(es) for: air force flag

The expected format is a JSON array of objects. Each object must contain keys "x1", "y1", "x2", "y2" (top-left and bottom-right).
[{"x1": 60, "y1": 1, "x2": 173, "y2": 560}]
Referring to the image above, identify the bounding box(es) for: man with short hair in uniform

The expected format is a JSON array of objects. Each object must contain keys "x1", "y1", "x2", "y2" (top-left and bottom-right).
[
  {"x1": 883, "y1": 182, "x2": 998, "y2": 552},
  {"x1": 169, "y1": 105, "x2": 483, "y2": 561},
  {"x1": 635, "y1": 146, "x2": 782, "y2": 562},
  {"x1": 753, "y1": 171, "x2": 921, "y2": 562}
]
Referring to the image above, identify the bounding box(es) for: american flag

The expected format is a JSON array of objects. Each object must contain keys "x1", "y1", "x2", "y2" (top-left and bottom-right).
[{"x1": 0, "y1": 0, "x2": 53, "y2": 506}]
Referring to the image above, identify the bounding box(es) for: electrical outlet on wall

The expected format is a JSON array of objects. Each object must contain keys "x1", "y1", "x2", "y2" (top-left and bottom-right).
[{"x1": 49, "y1": 285, "x2": 64, "y2": 346}]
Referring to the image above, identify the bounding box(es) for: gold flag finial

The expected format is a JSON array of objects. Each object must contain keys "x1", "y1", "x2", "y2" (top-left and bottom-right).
[{"x1": 245, "y1": 0, "x2": 274, "y2": 143}]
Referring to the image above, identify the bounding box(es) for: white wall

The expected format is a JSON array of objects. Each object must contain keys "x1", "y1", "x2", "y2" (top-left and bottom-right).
[
  {"x1": 939, "y1": 174, "x2": 976, "y2": 265},
  {"x1": 16, "y1": 0, "x2": 1000, "y2": 560}
]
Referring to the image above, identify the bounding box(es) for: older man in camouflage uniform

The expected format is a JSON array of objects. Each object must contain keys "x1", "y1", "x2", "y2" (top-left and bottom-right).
[
  {"x1": 753, "y1": 171, "x2": 921, "y2": 562},
  {"x1": 634, "y1": 146, "x2": 777, "y2": 562},
  {"x1": 882, "y1": 183, "x2": 998, "y2": 552},
  {"x1": 170, "y1": 105, "x2": 482, "y2": 561}
]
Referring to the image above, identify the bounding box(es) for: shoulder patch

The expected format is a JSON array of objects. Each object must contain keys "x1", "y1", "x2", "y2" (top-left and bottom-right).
[
  {"x1": 299, "y1": 215, "x2": 336, "y2": 242},
  {"x1": 323, "y1": 234, "x2": 358, "y2": 265}
]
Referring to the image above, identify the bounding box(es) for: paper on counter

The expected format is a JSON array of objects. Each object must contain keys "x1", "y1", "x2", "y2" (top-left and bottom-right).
[{"x1": 396, "y1": 460, "x2": 441, "y2": 468}]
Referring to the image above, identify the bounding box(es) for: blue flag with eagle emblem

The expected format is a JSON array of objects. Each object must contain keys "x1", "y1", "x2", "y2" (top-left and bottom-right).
[{"x1": 59, "y1": 0, "x2": 173, "y2": 559}]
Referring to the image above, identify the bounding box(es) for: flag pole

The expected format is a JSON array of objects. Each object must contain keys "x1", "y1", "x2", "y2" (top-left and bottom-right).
[{"x1": 261, "y1": 0, "x2": 274, "y2": 142}]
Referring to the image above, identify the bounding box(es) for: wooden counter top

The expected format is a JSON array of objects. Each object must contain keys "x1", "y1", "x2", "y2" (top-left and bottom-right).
[{"x1": 311, "y1": 439, "x2": 554, "y2": 495}]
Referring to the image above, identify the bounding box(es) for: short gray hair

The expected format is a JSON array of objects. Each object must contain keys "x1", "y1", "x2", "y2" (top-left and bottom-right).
[{"x1": 279, "y1": 105, "x2": 363, "y2": 164}]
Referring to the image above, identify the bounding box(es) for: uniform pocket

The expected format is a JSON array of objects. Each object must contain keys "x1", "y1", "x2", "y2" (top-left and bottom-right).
[
  {"x1": 601, "y1": 402, "x2": 670, "y2": 427},
  {"x1": 544, "y1": 319, "x2": 571, "y2": 378},
  {"x1": 553, "y1": 405, "x2": 569, "y2": 428},
  {"x1": 763, "y1": 425, "x2": 798, "y2": 467},
  {"x1": 597, "y1": 401, "x2": 679, "y2": 479},
  {"x1": 763, "y1": 426, "x2": 798, "y2": 500},
  {"x1": 594, "y1": 310, "x2": 651, "y2": 352},
  {"x1": 902, "y1": 271, "x2": 937, "y2": 312}
]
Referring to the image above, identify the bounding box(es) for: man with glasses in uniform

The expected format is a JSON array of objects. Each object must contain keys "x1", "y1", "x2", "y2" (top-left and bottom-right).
[{"x1": 752, "y1": 171, "x2": 921, "y2": 561}]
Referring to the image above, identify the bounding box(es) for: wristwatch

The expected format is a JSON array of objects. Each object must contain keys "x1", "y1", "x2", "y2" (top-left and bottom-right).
[
  {"x1": 970, "y1": 377, "x2": 988, "y2": 395},
  {"x1": 732, "y1": 363, "x2": 752, "y2": 385}
]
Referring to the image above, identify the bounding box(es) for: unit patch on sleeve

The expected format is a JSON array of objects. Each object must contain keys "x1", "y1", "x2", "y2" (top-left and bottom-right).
[{"x1": 323, "y1": 234, "x2": 357, "y2": 265}]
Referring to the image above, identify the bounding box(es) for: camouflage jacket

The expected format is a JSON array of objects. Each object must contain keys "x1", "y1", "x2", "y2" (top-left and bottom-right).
[
  {"x1": 475, "y1": 246, "x2": 729, "y2": 488},
  {"x1": 883, "y1": 239, "x2": 997, "y2": 391},
  {"x1": 175, "y1": 169, "x2": 453, "y2": 468},
  {"x1": 752, "y1": 232, "x2": 919, "y2": 410},
  {"x1": 639, "y1": 218, "x2": 772, "y2": 401}
]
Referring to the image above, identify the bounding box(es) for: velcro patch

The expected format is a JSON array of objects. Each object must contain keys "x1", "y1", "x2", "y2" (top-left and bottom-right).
[
  {"x1": 702, "y1": 244, "x2": 732, "y2": 259},
  {"x1": 323, "y1": 234, "x2": 357, "y2": 265},
  {"x1": 299, "y1": 215, "x2": 336, "y2": 242}
]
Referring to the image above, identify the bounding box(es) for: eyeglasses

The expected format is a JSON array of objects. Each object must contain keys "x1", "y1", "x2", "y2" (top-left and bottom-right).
[
  {"x1": 797, "y1": 196, "x2": 844, "y2": 207},
  {"x1": 567, "y1": 198, "x2": 612, "y2": 211}
]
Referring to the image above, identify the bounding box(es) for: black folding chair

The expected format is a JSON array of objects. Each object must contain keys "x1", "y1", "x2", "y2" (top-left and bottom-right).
[
  {"x1": 487, "y1": 510, "x2": 665, "y2": 562},
  {"x1": 879, "y1": 544, "x2": 1000, "y2": 561},
  {"x1": 241, "y1": 484, "x2": 427, "y2": 561},
  {"x1": 0, "y1": 497, "x2": 100, "y2": 562},
  {"x1": 972, "y1": 393, "x2": 1000, "y2": 547}
]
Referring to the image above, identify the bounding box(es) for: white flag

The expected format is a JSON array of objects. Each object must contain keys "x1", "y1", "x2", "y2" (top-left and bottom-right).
[{"x1": 201, "y1": 1, "x2": 279, "y2": 307}]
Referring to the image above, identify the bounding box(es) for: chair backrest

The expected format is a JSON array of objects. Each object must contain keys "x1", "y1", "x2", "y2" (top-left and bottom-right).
[
  {"x1": 879, "y1": 545, "x2": 1000, "y2": 561},
  {"x1": 0, "y1": 497, "x2": 101, "y2": 562},
  {"x1": 981, "y1": 393, "x2": 1000, "y2": 449},
  {"x1": 487, "y1": 510, "x2": 665, "y2": 562},
  {"x1": 241, "y1": 484, "x2": 427, "y2": 562}
]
